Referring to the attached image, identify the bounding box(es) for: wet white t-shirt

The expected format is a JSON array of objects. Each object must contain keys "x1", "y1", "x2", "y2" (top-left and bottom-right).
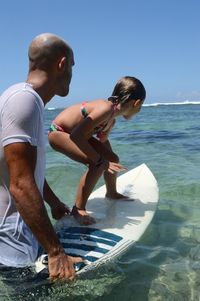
[{"x1": 0, "y1": 82, "x2": 45, "y2": 267}]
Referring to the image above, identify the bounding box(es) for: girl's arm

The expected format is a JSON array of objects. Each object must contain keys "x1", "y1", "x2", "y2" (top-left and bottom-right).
[
  {"x1": 97, "y1": 118, "x2": 116, "y2": 142},
  {"x1": 70, "y1": 102, "x2": 112, "y2": 164}
]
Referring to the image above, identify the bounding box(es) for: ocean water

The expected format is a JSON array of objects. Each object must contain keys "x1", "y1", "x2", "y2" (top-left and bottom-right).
[{"x1": 0, "y1": 102, "x2": 200, "y2": 301}]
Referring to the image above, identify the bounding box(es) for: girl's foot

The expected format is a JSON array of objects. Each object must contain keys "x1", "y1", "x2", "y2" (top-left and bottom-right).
[{"x1": 71, "y1": 206, "x2": 96, "y2": 225}]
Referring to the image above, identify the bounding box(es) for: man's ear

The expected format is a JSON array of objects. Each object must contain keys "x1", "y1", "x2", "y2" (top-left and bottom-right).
[
  {"x1": 134, "y1": 99, "x2": 142, "y2": 107},
  {"x1": 58, "y1": 57, "x2": 66, "y2": 71}
]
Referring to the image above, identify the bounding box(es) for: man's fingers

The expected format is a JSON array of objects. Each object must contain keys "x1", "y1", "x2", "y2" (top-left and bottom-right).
[{"x1": 72, "y1": 256, "x2": 84, "y2": 263}]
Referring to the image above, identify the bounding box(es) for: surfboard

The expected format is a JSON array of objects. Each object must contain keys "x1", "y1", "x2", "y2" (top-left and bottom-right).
[{"x1": 35, "y1": 163, "x2": 159, "y2": 274}]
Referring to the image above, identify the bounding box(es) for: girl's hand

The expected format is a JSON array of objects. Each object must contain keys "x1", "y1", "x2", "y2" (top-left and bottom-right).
[
  {"x1": 105, "y1": 161, "x2": 127, "y2": 174},
  {"x1": 95, "y1": 158, "x2": 127, "y2": 174}
]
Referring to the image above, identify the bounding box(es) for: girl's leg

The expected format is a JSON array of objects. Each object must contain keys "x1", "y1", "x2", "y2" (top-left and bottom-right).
[
  {"x1": 49, "y1": 132, "x2": 128, "y2": 225},
  {"x1": 48, "y1": 132, "x2": 104, "y2": 225},
  {"x1": 89, "y1": 139, "x2": 128, "y2": 199},
  {"x1": 72, "y1": 163, "x2": 104, "y2": 224}
]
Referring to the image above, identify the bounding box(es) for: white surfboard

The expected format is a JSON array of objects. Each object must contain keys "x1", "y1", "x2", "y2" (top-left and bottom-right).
[{"x1": 35, "y1": 163, "x2": 159, "y2": 274}]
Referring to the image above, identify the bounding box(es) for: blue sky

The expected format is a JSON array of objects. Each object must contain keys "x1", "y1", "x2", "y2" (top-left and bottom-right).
[{"x1": 0, "y1": 0, "x2": 199, "y2": 107}]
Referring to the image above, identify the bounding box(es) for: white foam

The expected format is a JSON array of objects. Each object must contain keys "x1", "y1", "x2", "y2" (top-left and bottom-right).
[
  {"x1": 47, "y1": 107, "x2": 56, "y2": 110},
  {"x1": 143, "y1": 100, "x2": 200, "y2": 107}
]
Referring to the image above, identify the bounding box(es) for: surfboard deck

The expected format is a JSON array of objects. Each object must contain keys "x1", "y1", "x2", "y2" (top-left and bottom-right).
[{"x1": 35, "y1": 163, "x2": 159, "y2": 274}]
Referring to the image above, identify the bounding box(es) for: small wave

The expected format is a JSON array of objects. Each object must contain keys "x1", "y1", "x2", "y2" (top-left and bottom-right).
[
  {"x1": 143, "y1": 100, "x2": 200, "y2": 107},
  {"x1": 47, "y1": 107, "x2": 56, "y2": 110}
]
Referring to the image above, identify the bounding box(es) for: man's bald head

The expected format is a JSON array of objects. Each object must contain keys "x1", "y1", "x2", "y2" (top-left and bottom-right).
[{"x1": 28, "y1": 33, "x2": 73, "y2": 71}]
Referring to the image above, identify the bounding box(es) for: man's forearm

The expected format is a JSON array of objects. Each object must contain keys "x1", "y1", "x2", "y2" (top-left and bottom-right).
[
  {"x1": 11, "y1": 181, "x2": 64, "y2": 256},
  {"x1": 43, "y1": 178, "x2": 59, "y2": 206}
]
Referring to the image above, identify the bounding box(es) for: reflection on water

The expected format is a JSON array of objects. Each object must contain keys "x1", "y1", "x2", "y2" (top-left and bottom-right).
[
  {"x1": 0, "y1": 266, "x2": 51, "y2": 301},
  {"x1": 0, "y1": 264, "x2": 125, "y2": 301}
]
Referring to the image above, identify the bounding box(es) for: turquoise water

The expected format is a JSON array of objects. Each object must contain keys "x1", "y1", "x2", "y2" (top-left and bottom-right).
[{"x1": 0, "y1": 103, "x2": 200, "y2": 300}]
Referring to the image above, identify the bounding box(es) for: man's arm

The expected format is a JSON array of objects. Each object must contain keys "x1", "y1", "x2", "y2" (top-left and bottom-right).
[
  {"x1": 4, "y1": 142, "x2": 82, "y2": 279},
  {"x1": 43, "y1": 179, "x2": 70, "y2": 219}
]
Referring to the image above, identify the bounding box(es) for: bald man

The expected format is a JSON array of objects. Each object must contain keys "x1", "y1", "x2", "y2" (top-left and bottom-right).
[{"x1": 0, "y1": 33, "x2": 82, "y2": 280}]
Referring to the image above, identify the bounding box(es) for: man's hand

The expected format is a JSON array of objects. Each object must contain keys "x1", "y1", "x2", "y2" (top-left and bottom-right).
[
  {"x1": 48, "y1": 252, "x2": 83, "y2": 280},
  {"x1": 43, "y1": 179, "x2": 70, "y2": 219},
  {"x1": 50, "y1": 199, "x2": 70, "y2": 220}
]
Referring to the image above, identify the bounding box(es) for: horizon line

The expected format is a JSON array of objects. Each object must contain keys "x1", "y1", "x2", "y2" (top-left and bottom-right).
[{"x1": 46, "y1": 100, "x2": 200, "y2": 110}]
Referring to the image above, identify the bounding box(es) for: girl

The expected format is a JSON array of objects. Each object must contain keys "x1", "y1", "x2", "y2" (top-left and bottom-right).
[{"x1": 48, "y1": 76, "x2": 146, "y2": 225}]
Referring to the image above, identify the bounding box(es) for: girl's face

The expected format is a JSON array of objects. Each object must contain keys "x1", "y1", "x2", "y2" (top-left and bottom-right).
[{"x1": 122, "y1": 99, "x2": 143, "y2": 119}]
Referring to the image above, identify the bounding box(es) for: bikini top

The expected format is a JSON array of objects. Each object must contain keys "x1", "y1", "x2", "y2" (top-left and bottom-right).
[{"x1": 80, "y1": 101, "x2": 115, "y2": 137}]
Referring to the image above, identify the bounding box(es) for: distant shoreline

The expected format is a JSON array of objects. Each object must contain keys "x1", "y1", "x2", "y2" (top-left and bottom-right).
[{"x1": 46, "y1": 101, "x2": 200, "y2": 111}]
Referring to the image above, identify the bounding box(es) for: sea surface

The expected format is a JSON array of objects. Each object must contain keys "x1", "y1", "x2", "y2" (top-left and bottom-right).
[{"x1": 0, "y1": 102, "x2": 200, "y2": 301}]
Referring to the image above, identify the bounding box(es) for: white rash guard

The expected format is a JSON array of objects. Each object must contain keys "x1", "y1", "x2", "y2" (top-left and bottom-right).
[{"x1": 0, "y1": 82, "x2": 45, "y2": 267}]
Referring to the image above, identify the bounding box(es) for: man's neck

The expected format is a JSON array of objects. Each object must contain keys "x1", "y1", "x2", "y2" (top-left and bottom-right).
[{"x1": 26, "y1": 71, "x2": 55, "y2": 105}]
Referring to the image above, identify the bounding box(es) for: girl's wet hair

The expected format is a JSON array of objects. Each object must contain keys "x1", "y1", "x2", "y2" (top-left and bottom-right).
[{"x1": 108, "y1": 76, "x2": 146, "y2": 105}]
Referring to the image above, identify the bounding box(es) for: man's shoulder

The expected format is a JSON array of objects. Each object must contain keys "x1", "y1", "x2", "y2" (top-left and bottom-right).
[
  {"x1": 0, "y1": 83, "x2": 44, "y2": 112},
  {"x1": 1, "y1": 82, "x2": 26, "y2": 95},
  {"x1": 1, "y1": 83, "x2": 29, "y2": 103}
]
